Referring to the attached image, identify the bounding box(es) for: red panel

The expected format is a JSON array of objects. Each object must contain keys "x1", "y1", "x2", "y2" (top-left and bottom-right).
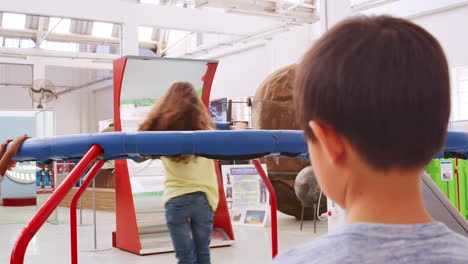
[
  {"x1": 113, "y1": 57, "x2": 142, "y2": 254},
  {"x1": 204, "y1": 65, "x2": 234, "y2": 241},
  {"x1": 253, "y1": 160, "x2": 278, "y2": 259},
  {"x1": 456, "y1": 158, "x2": 461, "y2": 211},
  {"x1": 201, "y1": 63, "x2": 218, "y2": 107},
  {"x1": 112, "y1": 231, "x2": 117, "y2": 248},
  {"x1": 113, "y1": 57, "x2": 127, "y2": 132},
  {"x1": 2, "y1": 197, "x2": 36, "y2": 206},
  {"x1": 213, "y1": 161, "x2": 235, "y2": 240}
]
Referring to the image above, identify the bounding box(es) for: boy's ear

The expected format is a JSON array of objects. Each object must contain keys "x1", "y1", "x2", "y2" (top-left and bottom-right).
[{"x1": 308, "y1": 121, "x2": 345, "y2": 164}]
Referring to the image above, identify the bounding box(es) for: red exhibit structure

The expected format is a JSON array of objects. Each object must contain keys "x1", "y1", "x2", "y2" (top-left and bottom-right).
[
  {"x1": 10, "y1": 56, "x2": 283, "y2": 263},
  {"x1": 8, "y1": 135, "x2": 284, "y2": 263},
  {"x1": 10, "y1": 145, "x2": 104, "y2": 264},
  {"x1": 112, "y1": 56, "x2": 235, "y2": 255}
]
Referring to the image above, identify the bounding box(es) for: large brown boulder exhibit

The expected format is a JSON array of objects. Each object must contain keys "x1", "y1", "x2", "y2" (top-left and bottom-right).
[{"x1": 251, "y1": 64, "x2": 327, "y2": 219}]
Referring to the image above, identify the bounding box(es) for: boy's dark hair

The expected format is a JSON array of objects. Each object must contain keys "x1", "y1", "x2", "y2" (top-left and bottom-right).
[{"x1": 295, "y1": 15, "x2": 450, "y2": 170}]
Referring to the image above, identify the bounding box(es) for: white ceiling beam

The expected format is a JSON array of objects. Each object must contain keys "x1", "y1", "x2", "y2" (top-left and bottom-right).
[
  {"x1": 35, "y1": 16, "x2": 46, "y2": 45},
  {"x1": 0, "y1": 48, "x2": 116, "y2": 70},
  {"x1": 0, "y1": 27, "x2": 157, "y2": 49},
  {"x1": 356, "y1": 0, "x2": 468, "y2": 18},
  {"x1": 0, "y1": 0, "x2": 280, "y2": 36},
  {"x1": 264, "y1": 0, "x2": 316, "y2": 9}
]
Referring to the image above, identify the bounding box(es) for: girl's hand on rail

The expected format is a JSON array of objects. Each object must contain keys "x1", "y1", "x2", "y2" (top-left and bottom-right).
[
  {"x1": 133, "y1": 155, "x2": 151, "y2": 163},
  {"x1": 8, "y1": 135, "x2": 31, "y2": 154},
  {"x1": 0, "y1": 139, "x2": 13, "y2": 156},
  {"x1": 133, "y1": 155, "x2": 161, "y2": 163}
]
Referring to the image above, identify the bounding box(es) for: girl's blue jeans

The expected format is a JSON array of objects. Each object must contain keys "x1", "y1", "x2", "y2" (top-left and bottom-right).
[{"x1": 165, "y1": 192, "x2": 214, "y2": 264}]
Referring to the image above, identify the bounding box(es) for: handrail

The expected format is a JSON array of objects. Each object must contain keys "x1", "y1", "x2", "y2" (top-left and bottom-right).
[
  {"x1": 70, "y1": 160, "x2": 105, "y2": 264},
  {"x1": 10, "y1": 145, "x2": 103, "y2": 264},
  {"x1": 10, "y1": 131, "x2": 308, "y2": 163},
  {"x1": 253, "y1": 160, "x2": 278, "y2": 258}
]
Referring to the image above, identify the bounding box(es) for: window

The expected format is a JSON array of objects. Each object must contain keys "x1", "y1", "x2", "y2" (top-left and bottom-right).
[
  {"x1": 138, "y1": 27, "x2": 154, "y2": 42},
  {"x1": 140, "y1": 0, "x2": 160, "y2": 4},
  {"x1": 0, "y1": 37, "x2": 34, "y2": 48},
  {"x1": 2, "y1": 13, "x2": 26, "y2": 29},
  {"x1": 92, "y1": 22, "x2": 114, "y2": 38},
  {"x1": 96, "y1": 45, "x2": 111, "y2": 54},
  {"x1": 453, "y1": 68, "x2": 468, "y2": 121},
  {"x1": 40, "y1": 40, "x2": 79, "y2": 52},
  {"x1": 49, "y1": 17, "x2": 71, "y2": 34},
  {"x1": 20, "y1": 39, "x2": 35, "y2": 48},
  {"x1": 4, "y1": 38, "x2": 20, "y2": 48}
]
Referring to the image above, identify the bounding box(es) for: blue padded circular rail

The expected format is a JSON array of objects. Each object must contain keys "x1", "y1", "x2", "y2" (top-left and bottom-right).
[
  {"x1": 10, "y1": 131, "x2": 468, "y2": 163},
  {"x1": 10, "y1": 130, "x2": 309, "y2": 163}
]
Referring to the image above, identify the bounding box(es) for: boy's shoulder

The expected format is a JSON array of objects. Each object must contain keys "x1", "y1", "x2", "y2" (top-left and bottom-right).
[{"x1": 274, "y1": 222, "x2": 468, "y2": 264}]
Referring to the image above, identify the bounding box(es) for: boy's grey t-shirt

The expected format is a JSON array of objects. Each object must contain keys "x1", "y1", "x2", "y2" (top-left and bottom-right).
[{"x1": 274, "y1": 222, "x2": 468, "y2": 264}]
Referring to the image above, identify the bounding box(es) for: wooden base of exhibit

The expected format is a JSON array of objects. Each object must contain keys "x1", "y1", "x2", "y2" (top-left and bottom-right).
[
  {"x1": 60, "y1": 188, "x2": 116, "y2": 212},
  {"x1": 2, "y1": 197, "x2": 37, "y2": 206},
  {"x1": 112, "y1": 228, "x2": 235, "y2": 255}
]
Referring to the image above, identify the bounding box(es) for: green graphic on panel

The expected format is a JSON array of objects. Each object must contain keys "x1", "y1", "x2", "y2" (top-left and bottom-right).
[{"x1": 425, "y1": 159, "x2": 468, "y2": 218}]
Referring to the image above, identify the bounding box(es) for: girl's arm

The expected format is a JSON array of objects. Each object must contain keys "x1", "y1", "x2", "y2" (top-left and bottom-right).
[
  {"x1": 0, "y1": 151, "x2": 14, "y2": 176},
  {"x1": 0, "y1": 135, "x2": 30, "y2": 175},
  {"x1": 0, "y1": 139, "x2": 12, "y2": 158}
]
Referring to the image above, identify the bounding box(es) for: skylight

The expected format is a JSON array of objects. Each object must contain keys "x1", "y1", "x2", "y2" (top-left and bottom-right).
[
  {"x1": 2, "y1": 13, "x2": 26, "y2": 30},
  {"x1": 140, "y1": 0, "x2": 160, "y2": 4},
  {"x1": 4, "y1": 38, "x2": 20, "y2": 48},
  {"x1": 20, "y1": 39, "x2": 35, "y2": 48},
  {"x1": 40, "y1": 40, "x2": 79, "y2": 53},
  {"x1": 49, "y1": 17, "x2": 71, "y2": 34},
  {"x1": 283, "y1": 0, "x2": 303, "y2": 3},
  {"x1": 139, "y1": 27, "x2": 153, "y2": 42},
  {"x1": 92, "y1": 22, "x2": 114, "y2": 38}
]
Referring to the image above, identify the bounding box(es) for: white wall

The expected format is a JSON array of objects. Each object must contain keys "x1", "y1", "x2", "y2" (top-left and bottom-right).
[
  {"x1": 210, "y1": 46, "x2": 269, "y2": 99},
  {"x1": 411, "y1": 5, "x2": 468, "y2": 69},
  {"x1": 0, "y1": 86, "x2": 84, "y2": 135},
  {"x1": 209, "y1": 24, "x2": 314, "y2": 99},
  {"x1": 355, "y1": 0, "x2": 468, "y2": 69},
  {"x1": 54, "y1": 92, "x2": 82, "y2": 135},
  {"x1": 0, "y1": 86, "x2": 34, "y2": 110},
  {"x1": 356, "y1": 0, "x2": 468, "y2": 121},
  {"x1": 94, "y1": 86, "x2": 114, "y2": 128}
]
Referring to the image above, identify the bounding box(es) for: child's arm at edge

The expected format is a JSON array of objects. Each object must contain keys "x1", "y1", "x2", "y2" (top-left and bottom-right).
[{"x1": 0, "y1": 135, "x2": 30, "y2": 175}]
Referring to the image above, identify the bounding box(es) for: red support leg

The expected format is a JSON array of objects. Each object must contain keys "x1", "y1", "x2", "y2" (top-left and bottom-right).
[
  {"x1": 70, "y1": 160, "x2": 105, "y2": 264},
  {"x1": 10, "y1": 145, "x2": 103, "y2": 264},
  {"x1": 212, "y1": 160, "x2": 235, "y2": 240},
  {"x1": 252, "y1": 160, "x2": 278, "y2": 259}
]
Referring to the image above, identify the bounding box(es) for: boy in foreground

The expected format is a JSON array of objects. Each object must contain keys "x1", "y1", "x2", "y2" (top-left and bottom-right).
[{"x1": 274, "y1": 16, "x2": 468, "y2": 263}]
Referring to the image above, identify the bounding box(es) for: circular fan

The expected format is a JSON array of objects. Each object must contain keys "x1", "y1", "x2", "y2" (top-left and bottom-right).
[{"x1": 29, "y1": 79, "x2": 57, "y2": 109}]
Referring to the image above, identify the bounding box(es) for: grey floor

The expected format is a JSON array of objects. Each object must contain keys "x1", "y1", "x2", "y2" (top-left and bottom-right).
[{"x1": 1, "y1": 206, "x2": 327, "y2": 264}]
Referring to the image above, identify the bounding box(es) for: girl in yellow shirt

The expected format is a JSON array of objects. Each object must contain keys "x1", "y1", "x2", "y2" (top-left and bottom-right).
[{"x1": 139, "y1": 82, "x2": 219, "y2": 264}]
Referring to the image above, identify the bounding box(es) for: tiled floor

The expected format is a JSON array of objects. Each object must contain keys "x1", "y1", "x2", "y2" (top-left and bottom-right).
[{"x1": 1, "y1": 206, "x2": 327, "y2": 264}]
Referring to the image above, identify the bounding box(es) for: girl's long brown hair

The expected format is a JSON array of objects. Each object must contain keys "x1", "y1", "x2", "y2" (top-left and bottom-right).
[{"x1": 138, "y1": 82, "x2": 214, "y2": 162}]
